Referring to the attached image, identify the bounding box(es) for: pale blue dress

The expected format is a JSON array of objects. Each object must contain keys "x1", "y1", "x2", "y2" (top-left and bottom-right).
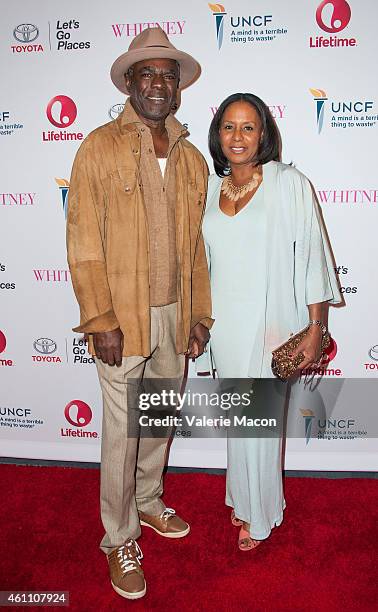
[{"x1": 202, "y1": 177, "x2": 285, "y2": 539}]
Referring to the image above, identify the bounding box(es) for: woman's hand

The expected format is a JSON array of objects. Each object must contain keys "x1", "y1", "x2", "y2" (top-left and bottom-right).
[{"x1": 291, "y1": 325, "x2": 323, "y2": 370}]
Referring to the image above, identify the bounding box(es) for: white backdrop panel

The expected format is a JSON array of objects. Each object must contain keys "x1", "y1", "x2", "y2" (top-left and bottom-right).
[{"x1": 1, "y1": 0, "x2": 377, "y2": 470}]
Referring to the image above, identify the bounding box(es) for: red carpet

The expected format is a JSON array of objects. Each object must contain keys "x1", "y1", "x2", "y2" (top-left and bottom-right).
[{"x1": 0, "y1": 465, "x2": 376, "y2": 611}]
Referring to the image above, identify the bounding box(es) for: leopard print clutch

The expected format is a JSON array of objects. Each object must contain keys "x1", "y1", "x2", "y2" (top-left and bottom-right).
[{"x1": 271, "y1": 326, "x2": 331, "y2": 381}]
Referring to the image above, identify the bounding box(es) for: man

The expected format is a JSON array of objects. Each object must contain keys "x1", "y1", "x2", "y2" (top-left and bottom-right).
[{"x1": 66, "y1": 27, "x2": 212, "y2": 600}]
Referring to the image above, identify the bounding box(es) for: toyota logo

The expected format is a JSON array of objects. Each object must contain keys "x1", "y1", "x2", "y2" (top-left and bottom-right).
[
  {"x1": 13, "y1": 23, "x2": 39, "y2": 43},
  {"x1": 369, "y1": 345, "x2": 378, "y2": 361},
  {"x1": 33, "y1": 337, "x2": 57, "y2": 354},
  {"x1": 109, "y1": 103, "x2": 125, "y2": 120}
]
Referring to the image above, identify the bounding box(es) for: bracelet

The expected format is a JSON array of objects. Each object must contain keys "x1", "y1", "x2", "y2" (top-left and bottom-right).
[{"x1": 308, "y1": 320, "x2": 327, "y2": 335}]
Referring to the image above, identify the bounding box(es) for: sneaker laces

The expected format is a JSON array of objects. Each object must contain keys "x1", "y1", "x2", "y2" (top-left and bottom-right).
[
  {"x1": 160, "y1": 507, "x2": 176, "y2": 521},
  {"x1": 117, "y1": 539, "x2": 143, "y2": 575}
]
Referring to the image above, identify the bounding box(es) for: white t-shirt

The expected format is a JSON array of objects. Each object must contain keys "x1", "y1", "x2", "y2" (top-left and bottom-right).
[{"x1": 157, "y1": 158, "x2": 167, "y2": 177}]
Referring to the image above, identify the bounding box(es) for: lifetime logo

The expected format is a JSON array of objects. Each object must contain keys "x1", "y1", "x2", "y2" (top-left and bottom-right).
[
  {"x1": 64, "y1": 400, "x2": 92, "y2": 427},
  {"x1": 61, "y1": 400, "x2": 99, "y2": 439},
  {"x1": 316, "y1": 0, "x2": 351, "y2": 33},
  {"x1": 0, "y1": 330, "x2": 6, "y2": 353},
  {"x1": 310, "y1": 0, "x2": 356, "y2": 47},
  {"x1": 0, "y1": 330, "x2": 13, "y2": 367},
  {"x1": 46, "y1": 95, "x2": 76, "y2": 128},
  {"x1": 43, "y1": 95, "x2": 83, "y2": 142}
]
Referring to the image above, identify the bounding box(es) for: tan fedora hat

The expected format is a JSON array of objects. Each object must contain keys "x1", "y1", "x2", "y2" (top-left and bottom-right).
[{"x1": 110, "y1": 26, "x2": 201, "y2": 94}]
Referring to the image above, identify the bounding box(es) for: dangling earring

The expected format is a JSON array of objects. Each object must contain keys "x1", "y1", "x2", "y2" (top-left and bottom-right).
[{"x1": 224, "y1": 161, "x2": 231, "y2": 175}]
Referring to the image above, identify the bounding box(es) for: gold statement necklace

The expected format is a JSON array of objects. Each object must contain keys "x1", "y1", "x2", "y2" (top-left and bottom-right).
[{"x1": 221, "y1": 171, "x2": 261, "y2": 202}]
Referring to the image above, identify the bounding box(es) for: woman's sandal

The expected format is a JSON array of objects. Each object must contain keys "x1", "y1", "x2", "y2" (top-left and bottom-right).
[
  {"x1": 238, "y1": 524, "x2": 262, "y2": 552},
  {"x1": 231, "y1": 509, "x2": 243, "y2": 527}
]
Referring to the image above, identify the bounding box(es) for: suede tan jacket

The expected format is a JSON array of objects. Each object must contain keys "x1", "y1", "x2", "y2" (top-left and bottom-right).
[{"x1": 66, "y1": 107, "x2": 212, "y2": 357}]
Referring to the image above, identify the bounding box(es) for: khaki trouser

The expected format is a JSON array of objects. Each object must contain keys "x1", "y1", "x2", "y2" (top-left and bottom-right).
[{"x1": 95, "y1": 303, "x2": 184, "y2": 554}]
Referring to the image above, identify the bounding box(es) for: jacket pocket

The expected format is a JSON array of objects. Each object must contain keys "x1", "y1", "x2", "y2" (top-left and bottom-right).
[
  {"x1": 110, "y1": 166, "x2": 138, "y2": 194},
  {"x1": 100, "y1": 167, "x2": 139, "y2": 206}
]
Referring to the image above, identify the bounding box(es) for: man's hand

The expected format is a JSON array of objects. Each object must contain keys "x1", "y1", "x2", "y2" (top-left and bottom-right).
[
  {"x1": 93, "y1": 328, "x2": 124, "y2": 366},
  {"x1": 186, "y1": 323, "x2": 210, "y2": 359}
]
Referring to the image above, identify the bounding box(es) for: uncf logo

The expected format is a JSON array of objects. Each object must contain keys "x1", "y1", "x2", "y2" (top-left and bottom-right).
[
  {"x1": 46, "y1": 95, "x2": 77, "y2": 128},
  {"x1": 209, "y1": 3, "x2": 227, "y2": 50},
  {"x1": 0, "y1": 330, "x2": 6, "y2": 354},
  {"x1": 316, "y1": 0, "x2": 351, "y2": 33},
  {"x1": 64, "y1": 400, "x2": 92, "y2": 427}
]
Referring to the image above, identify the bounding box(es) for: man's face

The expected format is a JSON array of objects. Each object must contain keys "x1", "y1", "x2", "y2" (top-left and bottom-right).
[{"x1": 126, "y1": 58, "x2": 179, "y2": 123}]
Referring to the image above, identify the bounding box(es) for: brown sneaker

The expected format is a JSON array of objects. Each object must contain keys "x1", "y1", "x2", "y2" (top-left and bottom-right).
[
  {"x1": 107, "y1": 538, "x2": 146, "y2": 600},
  {"x1": 139, "y1": 507, "x2": 190, "y2": 538}
]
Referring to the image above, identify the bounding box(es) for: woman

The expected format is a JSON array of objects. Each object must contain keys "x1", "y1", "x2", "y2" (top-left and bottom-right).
[{"x1": 198, "y1": 93, "x2": 341, "y2": 550}]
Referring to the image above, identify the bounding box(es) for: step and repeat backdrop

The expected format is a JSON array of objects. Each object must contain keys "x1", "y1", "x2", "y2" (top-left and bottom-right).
[{"x1": 1, "y1": 0, "x2": 377, "y2": 469}]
